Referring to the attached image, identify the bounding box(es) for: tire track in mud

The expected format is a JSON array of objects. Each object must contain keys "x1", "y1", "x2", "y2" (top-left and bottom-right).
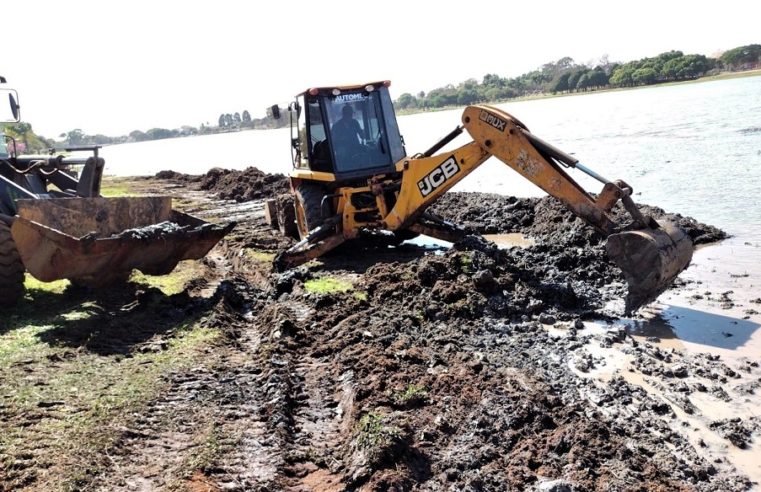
[
  {"x1": 213, "y1": 299, "x2": 357, "y2": 491},
  {"x1": 95, "y1": 367, "x2": 218, "y2": 491}
]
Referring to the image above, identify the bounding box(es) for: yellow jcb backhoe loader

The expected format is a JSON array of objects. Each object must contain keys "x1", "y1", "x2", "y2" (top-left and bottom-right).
[
  {"x1": 0, "y1": 77, "x2": 234, "y2": 306},
  {"x1": 266, "y1": 81, "x2": 693, "y2": 313}
]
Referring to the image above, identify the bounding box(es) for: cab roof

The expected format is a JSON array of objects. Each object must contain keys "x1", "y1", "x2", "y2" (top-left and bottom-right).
[{"x1": 297, "y1": 81, "x2": 390, "y2": 97}]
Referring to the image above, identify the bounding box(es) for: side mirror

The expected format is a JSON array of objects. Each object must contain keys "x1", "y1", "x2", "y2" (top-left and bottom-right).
[
  {"x1": 9, "y1": 93, "x2": 19, "y2": 121},
  {"x1": 268, "y1": 104, "x2": 281, "y2": 120},
  {"x1": 0, "y1": 89, "x2": 20, "y2": 122}
]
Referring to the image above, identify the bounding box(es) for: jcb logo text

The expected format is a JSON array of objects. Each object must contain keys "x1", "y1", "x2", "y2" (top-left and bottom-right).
[{"x1": 418, "y1": 156, "x2": 460, "y2": 197}]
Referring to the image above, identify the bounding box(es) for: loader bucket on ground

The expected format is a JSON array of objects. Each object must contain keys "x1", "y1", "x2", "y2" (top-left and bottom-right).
[
  {"x1": 605, "y1": 220, "x2": 693, "y2": 314},
  {"x1": 11, "y1": 197, "x2": 234, "y2": 287}
]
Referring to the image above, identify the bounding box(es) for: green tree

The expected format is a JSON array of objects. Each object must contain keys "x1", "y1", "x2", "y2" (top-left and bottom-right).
[
  {"x1": 63, "y1": 129, "x2": 85, "y2": 146},
  {"x1": 146, "y1": 128, "x2": 175, "y2": 140},
  {"x1": 482, "y1": 73, "x2": 505, "y2": 88},
  {"x1": 129, "y1": 130, "x2": 148, "y2": 142},
  {"x1": 577, "y1": 73, "x2": 590, "y2": 91},
  {"x1": 567, "y1": 69, "x2": 586, "y2": 92},
  {"x1": 632, "y1": 67, "x2": 657, "y2": 85},
  {"x1": 548, "y1": 72, "x2": 570, "y2": 93},
  {"x1": 609, "y1": 66, "x2": 634, "y2": 87},
  {"x1": 720, "y1": 44, "x2": 761, "y2": 69},
  {"x1": 396, "y1": 93, "x2": 418, "y2": 110},
  {"x1": 587, "y1": 69, "x2": 608, "y2": 88}
]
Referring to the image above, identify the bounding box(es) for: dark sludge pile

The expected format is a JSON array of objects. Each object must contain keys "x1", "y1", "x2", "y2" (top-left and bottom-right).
[
  {"x1": 156, "y1": 166, "x2": 290, "y2": 203},
  {"x1": 428, "y1": 192, "x2": 727, "y2": 316},
  {"x1": 110, "y1": 221, "x2": 187, "y2": 240},
  {"x1": 206, "y1": 190, "x2": 747, "y2": 490}
]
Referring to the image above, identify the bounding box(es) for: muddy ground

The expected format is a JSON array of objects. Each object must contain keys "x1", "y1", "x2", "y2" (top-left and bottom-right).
[{"x1": 1, "y1": 169, "x2": 758, "y2": 491}]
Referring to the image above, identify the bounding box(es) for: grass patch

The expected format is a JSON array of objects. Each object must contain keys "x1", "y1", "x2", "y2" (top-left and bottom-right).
[
  {"x1": 24, "y1": 274, "x2": 70, "y2": 294},
  {"x1": 356, "y1": 412, "x2": 402, "y2": 450},
  {"x1": 399, "y1": 384, "x2": 427, "y2": 403},
  {"x1": 0, "y1": 272, "x2": 220, "y2": 490},
  {"x1": 244, "y1": 249, "x2": 276, "y2": 263},
  {"x1": 99, "y1": 177, "x2": 137, "y2": 197},
  {"x1": 129, "y1": 261, "x2": 204, "y2": 295},
  {"x1": 304, "y1": 276, "x2": 353, "y2": 295},
  {"x1": 0, "y1": 317, "x2": 218, "y2": 489}
]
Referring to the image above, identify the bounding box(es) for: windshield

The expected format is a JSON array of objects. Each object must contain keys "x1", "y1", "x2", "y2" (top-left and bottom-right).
[{"x1": 325, "y1": 91, "x2": 393, "y2": 174}]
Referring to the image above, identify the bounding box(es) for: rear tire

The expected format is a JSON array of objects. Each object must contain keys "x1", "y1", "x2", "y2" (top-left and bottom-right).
[
  {"x1": 0, "y1": 222, "x2": 25, "y2": 307},
  {"x1": 295, "y1": 183, "x2": 326, "y2": 240}
]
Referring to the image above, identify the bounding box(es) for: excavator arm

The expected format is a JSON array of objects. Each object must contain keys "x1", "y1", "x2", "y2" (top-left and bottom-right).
[{"x1": 275, "y1": 104, "x2": 693, "y2": 313}]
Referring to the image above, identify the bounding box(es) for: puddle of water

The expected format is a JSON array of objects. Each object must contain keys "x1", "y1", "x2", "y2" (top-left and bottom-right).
[
  {"x1": 548, "y1": 317, "x2": 761, "y2": 484},
  {"x1": 617, "y1": 238, "x2": 761, "y2": 363},
  {"x1": 404, "y1": 232, "x2": 535, "y2": 251},
  {"x1": 620, "y1": 367, "x2": 761, "y2": 485},
  {"x1": 483, "y1": 233, "x2": 536, "y2": 249},
  {"x1": 403, "y1": 234, "x2": 452, "y2": 251}
]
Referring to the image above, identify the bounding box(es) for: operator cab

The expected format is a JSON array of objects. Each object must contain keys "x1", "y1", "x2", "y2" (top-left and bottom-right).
[{"x1": 282, "y1": 81, "x2": 406, "y2": 180}]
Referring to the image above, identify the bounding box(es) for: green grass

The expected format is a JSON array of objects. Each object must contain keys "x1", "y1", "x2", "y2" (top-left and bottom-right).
[
  {"x1": 98, "y1": 185, "x2": 134, "y2": 197},
  {"x1": 24, "y1": 274, "x2": 70, "y2": 294},
  {"x1": 356, "y1": 412, "x2": 402, "y2": 450},
  {"x1": 129, "y1": 261, "x2": 204, "y2": 295},
  {"x1": 304, "y1": 276, "x2": 354, "y2": 295},
  {"x1": 244, "y1": 249, "x2": 276, "y2": 263},
  {"x1": 399, "y1": 384, "x2": 428, "y2": 403},
  {"x1": 0, "y1": 268, "x2": 219, "y2": 490},
  {"x1": 0, "y1": 316, "x2": 218, "y2": 489}
]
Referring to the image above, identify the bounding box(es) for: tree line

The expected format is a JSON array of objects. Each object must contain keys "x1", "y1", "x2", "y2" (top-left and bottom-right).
[{"x1": 394, "y1": 44, "x2": 761, "y2": 110}]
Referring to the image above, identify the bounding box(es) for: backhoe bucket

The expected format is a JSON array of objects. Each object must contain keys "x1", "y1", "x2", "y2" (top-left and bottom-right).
[
  {"x1": 605, "y1": 220, "x2": 693, "y2": 314},
  {"x1": 11, "y1": 197, "x2": 234, "y2": 287}
]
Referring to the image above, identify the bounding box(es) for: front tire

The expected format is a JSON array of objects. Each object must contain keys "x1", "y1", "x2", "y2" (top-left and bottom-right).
[
  {"x1": 0, "y1": 222, "x2": 25, "y2": 307},
  {"x1": 295, "y1": 183, "x2": 326, "y2": 240}
]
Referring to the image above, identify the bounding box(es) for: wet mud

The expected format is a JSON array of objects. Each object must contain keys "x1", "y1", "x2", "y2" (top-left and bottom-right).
[
  {"x1": 156, "y1": 166, "x2": 290, "y2": 203},
  {"x1": 7, "y1": 172, "x2": 758, "y2": 491}
]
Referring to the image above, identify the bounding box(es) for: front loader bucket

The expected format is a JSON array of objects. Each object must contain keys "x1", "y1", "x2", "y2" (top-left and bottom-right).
[
  {"x1": 605, "y1": 220, "x2": 693, "y2": 314},
  {"x1": 11, "y1": 197, "x2": 234, "y2": 287}
]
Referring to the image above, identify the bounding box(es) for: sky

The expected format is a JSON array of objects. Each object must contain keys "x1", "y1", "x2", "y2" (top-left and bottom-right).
[{"x1": 3, "y1": 0, "x2": 759, "y2": 138}]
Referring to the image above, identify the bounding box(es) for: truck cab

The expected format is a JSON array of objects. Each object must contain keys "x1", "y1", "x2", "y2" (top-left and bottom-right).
[{"x1": 285, "y1": 81, "x2": 406, "y2": 182}]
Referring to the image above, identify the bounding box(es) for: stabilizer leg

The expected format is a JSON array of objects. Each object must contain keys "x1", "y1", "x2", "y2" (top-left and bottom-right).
[{"x1": 273, "y1": 216, "x2": 345, "y2": 271}]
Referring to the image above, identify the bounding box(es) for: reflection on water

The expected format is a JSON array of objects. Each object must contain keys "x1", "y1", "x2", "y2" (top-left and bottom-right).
[
  {"x1": 617, "y1": 237, "x2": 761, "y2": 361},
  {"x1": 622, "y1": 304, "x2": 760, "y2": 351}
]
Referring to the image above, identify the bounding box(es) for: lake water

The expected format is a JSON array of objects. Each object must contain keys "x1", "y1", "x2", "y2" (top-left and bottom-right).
[{"x1": 100, "y1": 76, "x2": 761, "y2": 241}]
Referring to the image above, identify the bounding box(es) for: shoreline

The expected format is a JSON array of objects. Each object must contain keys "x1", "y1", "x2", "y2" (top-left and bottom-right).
[{"x1": 396, "y1": 69, "x2": 761, "y2": 116}]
